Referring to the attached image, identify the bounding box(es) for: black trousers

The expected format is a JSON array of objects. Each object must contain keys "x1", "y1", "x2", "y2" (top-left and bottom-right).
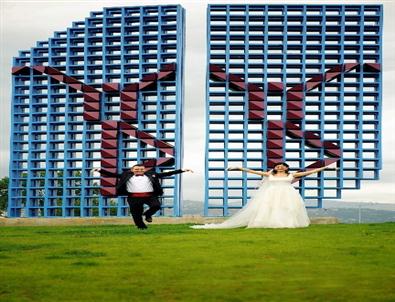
[{"x1": 127, "y1": 196, "x2": 161, "y2": 228}]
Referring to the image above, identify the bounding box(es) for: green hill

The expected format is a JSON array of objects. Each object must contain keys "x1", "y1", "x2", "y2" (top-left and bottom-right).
[{"x1": 0, "y1": 223, "x2": 394, "y2": 302}]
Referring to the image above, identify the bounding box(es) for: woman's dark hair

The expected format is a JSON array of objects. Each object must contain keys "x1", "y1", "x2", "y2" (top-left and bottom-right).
[{"x1": 272, "y1": 162, "x2": 290, "y2": 175}]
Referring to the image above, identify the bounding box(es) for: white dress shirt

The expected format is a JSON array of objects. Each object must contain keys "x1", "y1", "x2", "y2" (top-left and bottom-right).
[{"x1": 126, "y1": 175, "x2": 154, "y2": 193}]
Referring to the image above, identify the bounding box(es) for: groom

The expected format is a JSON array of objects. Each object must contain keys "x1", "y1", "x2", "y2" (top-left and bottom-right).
[{"x1": 93, "y1": 164, "x2": 193, "y2": 229}]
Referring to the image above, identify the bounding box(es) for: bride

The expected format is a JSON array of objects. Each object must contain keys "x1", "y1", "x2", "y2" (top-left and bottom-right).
[{"x1": 191, "y1": 162, "x2": 336, "y2": 229}]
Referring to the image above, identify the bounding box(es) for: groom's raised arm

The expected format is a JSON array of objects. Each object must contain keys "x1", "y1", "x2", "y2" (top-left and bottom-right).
[{"x1": 156, "y1": 168, "x2": 193, "y2": 178}]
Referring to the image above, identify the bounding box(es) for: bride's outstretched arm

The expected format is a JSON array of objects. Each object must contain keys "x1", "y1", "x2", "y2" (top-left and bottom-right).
[
  {"x1": 227, "y1": 167, "x2": 271, "y2": 177},
  {"x1": 293, "y1": 166, "x2": 339, "y2": 178}
]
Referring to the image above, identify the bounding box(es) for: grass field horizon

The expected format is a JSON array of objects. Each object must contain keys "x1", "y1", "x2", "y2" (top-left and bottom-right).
[{"x1": 1, "y1": 223, "x2": 394, "y2": 302}]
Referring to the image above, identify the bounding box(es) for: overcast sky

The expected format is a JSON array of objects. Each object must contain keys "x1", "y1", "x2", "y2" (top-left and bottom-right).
[{"x1": 0, "y1": 0, "x2": 394, "y2": 204}]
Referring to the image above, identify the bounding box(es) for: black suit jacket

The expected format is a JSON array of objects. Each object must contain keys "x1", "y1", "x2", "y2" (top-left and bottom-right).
[{"x1": 100, "y1": 168, "x2": 184, "y2": 197}]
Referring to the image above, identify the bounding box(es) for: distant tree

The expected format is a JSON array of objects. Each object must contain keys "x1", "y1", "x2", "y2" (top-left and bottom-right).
[{"x1": 0, "y1": 177, "x2": 9, "y2": 214}]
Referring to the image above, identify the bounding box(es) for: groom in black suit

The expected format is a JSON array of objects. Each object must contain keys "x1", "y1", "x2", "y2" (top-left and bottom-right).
[{"x1": 93, "y1": 164, "x2": 193, "y2": 229}]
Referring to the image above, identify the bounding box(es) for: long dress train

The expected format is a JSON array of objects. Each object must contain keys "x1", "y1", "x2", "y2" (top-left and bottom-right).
[{"x1": 191, "y1": 174, "x2": 310, "y2": 229}]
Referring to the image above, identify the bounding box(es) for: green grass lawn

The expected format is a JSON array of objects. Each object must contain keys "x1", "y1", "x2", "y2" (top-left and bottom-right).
[{"x1": 0, "y1": 223, "x2": 394, "y2": 302}]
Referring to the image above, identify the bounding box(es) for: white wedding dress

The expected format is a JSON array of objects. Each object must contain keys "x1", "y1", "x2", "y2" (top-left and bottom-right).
[{"x1": 191, "y1": 174, "x2": 310, "y2": 229}]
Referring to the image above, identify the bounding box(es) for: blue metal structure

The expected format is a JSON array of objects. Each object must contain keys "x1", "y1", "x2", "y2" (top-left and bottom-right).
[
  {"x1": 8, "y1": 5, "x2": 185, "y2": 217},
  {"x1": 205, "y1": 4, "x2": 383, "y2": 216}
]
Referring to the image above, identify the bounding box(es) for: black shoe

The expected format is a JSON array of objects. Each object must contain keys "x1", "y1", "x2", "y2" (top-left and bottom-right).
[
  {"x1": 145, "y1": 215, "x2": 153, "y2": 223},
  {"x1": 138, "y1": 226, "x2": 147, "y2": 230}
]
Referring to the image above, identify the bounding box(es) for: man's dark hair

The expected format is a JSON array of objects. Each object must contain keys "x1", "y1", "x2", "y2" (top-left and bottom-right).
[{"x1": 131, "y1": 163, "x2": 145, "y2": 169}]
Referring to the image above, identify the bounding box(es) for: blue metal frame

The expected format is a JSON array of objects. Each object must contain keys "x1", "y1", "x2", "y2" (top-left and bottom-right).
[
  {"x1": 8, "y1": 5, "x2": 185, "y2": 217},
  {"x1": 205, "y1": 4, "x2": 383, "y2": 216}
]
